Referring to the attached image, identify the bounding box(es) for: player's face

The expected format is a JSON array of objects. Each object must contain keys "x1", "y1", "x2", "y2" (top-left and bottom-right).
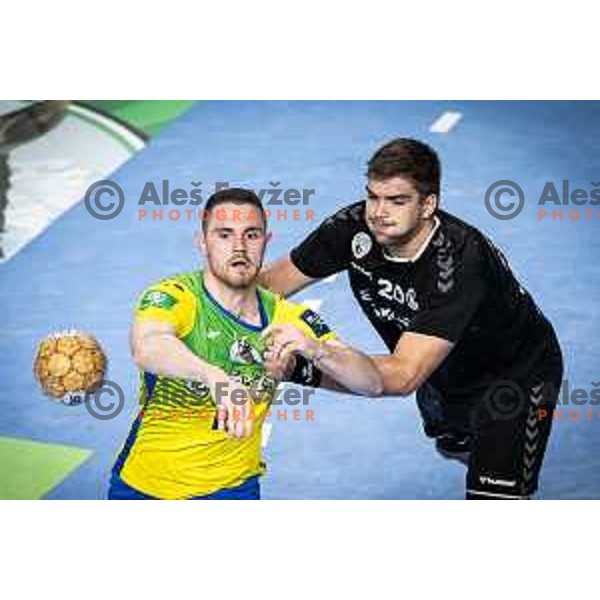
[
  {"x1": 200, "y1": 202, "x2": 270, "y2": 289},
  {"x1": 365, "y1": 177, "x2": 436, "y2": 246}
]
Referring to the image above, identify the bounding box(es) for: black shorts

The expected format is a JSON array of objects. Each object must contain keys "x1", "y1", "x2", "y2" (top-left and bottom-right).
[{"x1": 418, "y1": 337, "x2": 563, "y2": 499}]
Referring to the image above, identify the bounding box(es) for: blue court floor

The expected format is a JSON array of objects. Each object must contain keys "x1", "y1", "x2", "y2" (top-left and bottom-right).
[{"x1": 1, "y1": 101, "x2": 599, "y2": 498}]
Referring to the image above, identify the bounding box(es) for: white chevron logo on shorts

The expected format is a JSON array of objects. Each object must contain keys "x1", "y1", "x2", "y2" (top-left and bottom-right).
[{"x1": 521, "y1": 382, "x2": 548, "y2": 490}]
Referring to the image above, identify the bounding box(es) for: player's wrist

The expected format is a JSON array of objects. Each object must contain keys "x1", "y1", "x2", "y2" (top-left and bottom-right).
[
  {"x1": 305, "y1": 339, "x2": 330, "y2": 365},
  {"x1": 289, "y1": 354, "x2": 323, "y2": 388},
  {"x1": 302, "y1": 338, "x2": 322, "y2": 362},
  {"x1": 199, "y1": 363, "x2": 226, "y2": 386}
]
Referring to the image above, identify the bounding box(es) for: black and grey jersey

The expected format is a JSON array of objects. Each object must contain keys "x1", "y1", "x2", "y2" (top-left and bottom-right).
[{"x1": 290, "y1": 201, "x2": 557, "y2": 401}]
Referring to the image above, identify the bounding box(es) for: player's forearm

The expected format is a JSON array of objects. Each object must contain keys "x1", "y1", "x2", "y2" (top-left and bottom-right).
[
  {"x1": 318, "y1": 373, "x2": 350, "y2": 393},
  {"x1": 318, "y1": 355, "x2": 421, "y2": 397},
  {"x1": 370, "y1": 355, "x2": 424, "y2": 396},
  {"x1": 309, "y1": 343, "x2": 383, "y2": 397},
  {"x1": 132, "y1": 332, "x2": 221, "y2": 384},
  {"x1": 259, "y1": 256, "x2": 314, "y2": 297}
]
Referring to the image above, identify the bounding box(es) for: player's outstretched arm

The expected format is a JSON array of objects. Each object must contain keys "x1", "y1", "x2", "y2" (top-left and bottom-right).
[
  {"x1": 320, "y1": 332, "x2": 452, "y2": 396},
  {"x1": 259, "y1": 255, "x2": 315, "y2": 297},
  {"x1": 131, "y1": 320, "x2": 254, "y2": 438},
  {"x1": 132, "y1": 320, "x2": 222, "y2": 383},
  {"x1": 371, "y1": 332, "x2": 453, "y2": 396},
  {"x1": 263, "y1": 324, "x2": 383, "y2": 397},
  {"x1": 304, "y1": 332, "x2": 454, "y2": 397}
]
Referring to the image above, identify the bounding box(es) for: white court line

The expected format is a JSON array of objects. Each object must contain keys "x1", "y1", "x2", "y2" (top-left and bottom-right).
[
  {"x1": 261, "y1": 423, "x2": 273, "y2": 448},
  {"x1": 429, "y1": 111, "x2": 463, "y2": 133}
]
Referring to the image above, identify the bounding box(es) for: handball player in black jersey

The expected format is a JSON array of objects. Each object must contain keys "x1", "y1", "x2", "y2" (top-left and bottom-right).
[{"x1": 261, "y1": 138, "x2": 563, "y2": 499}]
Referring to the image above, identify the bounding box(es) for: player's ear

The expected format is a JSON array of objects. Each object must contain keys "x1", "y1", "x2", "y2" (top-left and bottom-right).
[
  {"x1": 194, "y1": 227, "x2": 207, "y2": 255},
  {"x1": 422, "y1": 194, "x2": 438, "y2": 219}
]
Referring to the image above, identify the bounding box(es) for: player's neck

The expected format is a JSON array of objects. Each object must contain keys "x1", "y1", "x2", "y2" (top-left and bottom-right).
[
  {"x1": 384, "y1": 218, "x2": 437, "y2": 261},
  {"x1": 203, "y1": 271, "x2": 261, "y2": 325}
]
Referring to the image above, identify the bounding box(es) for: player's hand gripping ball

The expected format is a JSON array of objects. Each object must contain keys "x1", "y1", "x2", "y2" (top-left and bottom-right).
[{"x1": 33, "y1": 330, "x2": 106, "y2": 405}]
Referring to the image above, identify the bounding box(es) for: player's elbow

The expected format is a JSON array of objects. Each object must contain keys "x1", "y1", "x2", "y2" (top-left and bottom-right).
[
  {"x1": 381, "y1": 361, "x2": 423, "y2": 397},
  {"x1": 357, "y1": 365, "x2": 384, "y2": 397},
  {"x1": 367, "y1": 373, "x2": 385, "y2": 397},
  {"x1": 130, "y1": 323, "x2": 175, "y2": 370},
  {"x1": 130, "y1": 335, "x2": 160, "y2": 370},
  {"x1": 131, "y1": 343, "x2": 150, "y2": 370},
  {"x1": 387, "y1": 377, "x2": 419, "y2": 397},
  {"x1": 390, "y1": 372, "x2": 425, "y2": 396}
]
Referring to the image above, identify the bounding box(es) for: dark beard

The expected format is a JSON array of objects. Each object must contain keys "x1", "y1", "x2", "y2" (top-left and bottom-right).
[{"x1": 208, "y1": 260, "x2": 260, "y2": 290}]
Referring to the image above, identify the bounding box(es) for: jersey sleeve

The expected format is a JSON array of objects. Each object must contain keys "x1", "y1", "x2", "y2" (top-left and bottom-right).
[
  {"x1": 273, "y1": 298, "x2": 338, "y2": 343},
  {"x1": 134, "y1": 278, "x2": 197, "y2": 338},
  {"x1": 407, "y1": 237, "x2": 487, "y2": 344},
  {"x1": 290, "y1": 204, "x2": 362, "y2": 278}
]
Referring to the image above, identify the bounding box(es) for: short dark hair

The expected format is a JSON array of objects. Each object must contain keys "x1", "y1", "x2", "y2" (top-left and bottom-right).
[
  {"x1": 367, "y1": 138, "x2": 441, "y2": 198},
  {"x1": 203, "y1": 187, "x2": 267, "y2": 231}
]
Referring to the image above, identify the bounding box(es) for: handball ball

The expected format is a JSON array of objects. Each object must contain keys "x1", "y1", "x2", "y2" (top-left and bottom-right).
[{"x1": 33, "y1": 330, "x2": 106, "y2": 405}]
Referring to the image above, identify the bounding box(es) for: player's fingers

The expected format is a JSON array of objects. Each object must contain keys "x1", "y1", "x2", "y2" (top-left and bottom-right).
[
  {"x1": 216, "y1": 405, "x2": 227, "y2": 432},
  {"x1": 261, "y1": 325, "x2": 279, "y2": 346},
  {"x1": 241, "y1": 394, "x2": 256, "y2": 438},
  {"x1": 262, "y1": 324, "x2": 285, "y2": 340},
  {"x1": 263, "y1": 325, "x2": 296, "y2": 349},
  {"x1": 264, "y1": 355, "x2": 286, "y2": 380},
  {"x1": 279, "y1": 340, "x2": 301, "y2": 362},
  {"x1": 284, "y1": 338, "x2": 301, "y2": 354},
  {"x1": 227, "y1": 409, "x2": 237, "y2": 436},
  {"x1": 221, "y1": 397, "x2": 236, "y2": 437},
  {"x1": 243, "y1": 397, "x2": 255, "y2": 437},
  {"x1": 270, "y1": 337, "x2": 296, "y2": 363},
  {"x1": 267, "y1": 339, "x2": 283, "y2": 360},
  {"x1": 234, "y1": 400, "x2": 247, "y2": 439}
]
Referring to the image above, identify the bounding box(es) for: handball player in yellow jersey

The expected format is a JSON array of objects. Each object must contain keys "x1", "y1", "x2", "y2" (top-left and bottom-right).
[{"x1": 108, "y1": 187, "x2": 382, "y2": 500}]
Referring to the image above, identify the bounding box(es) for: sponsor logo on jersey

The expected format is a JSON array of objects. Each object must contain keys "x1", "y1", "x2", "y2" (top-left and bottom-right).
[
  {"x1": 352, "y1": 232, "x2": 372, "y2": 259},
  {"x1": 300, "y1": 309, "x2": 331, "y2": 338},
  {"x1": 374, "y1": 307, "x2": 394, "y2": 320},
  {"x1": 229, "y1": 338, "x2": 263, "y2": 365},
  {"x1": 350, "y1": 261, "x2": 373, "y2": 279},
  {"x1": 479, "y1": 475, "x2": 517, "y2": 488},
  {"x1": 376, "y1": 278, "x2": 420, "y2": 311},
  {"x1": 184, "y1": 379, "x2": 211, "y2": 398},
  {"x1": 139, "y1": 290, "x2": 178, "y2": 310},
  {"x1": 358, "y1": 289, "x2": 373, "y2": 302},
  {"x1": 207, "y1": 330, "x2": 222, "y2": 340},
  {"x1": 373, "y1": 306, "x2": 411, "y2": 329},
  {"x1": 229, "y1": 371, "x2": 276, "y2": 396}
]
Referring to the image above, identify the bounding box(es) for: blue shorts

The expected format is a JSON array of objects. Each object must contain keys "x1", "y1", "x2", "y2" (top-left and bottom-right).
[{"x1": 108, "y1": 472, "x2": 261, "y2": 500}]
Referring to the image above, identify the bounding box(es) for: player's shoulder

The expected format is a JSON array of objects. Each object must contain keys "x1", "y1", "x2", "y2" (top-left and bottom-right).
[
  {"x1": 322, "y1": 200, "x2": 366, "y2": 229},
  {"x1": 434, "y1": 210, "x2": 490, "y2": 261},
  {"x1": 269, "y1": 294, "x2": 335, "y2": 340},
  {"x1": 143, "y1": 270, "x2": 201, "y2": 295},
  {"x1": 137, "y1": 270, "x2": 201, "y2": 310},
  {"x1": 135, "y1": 272, "x2": 200, "y2": 337},
  {"x1": 417, "y1": 211, "x2": 493, "y2": 295}
]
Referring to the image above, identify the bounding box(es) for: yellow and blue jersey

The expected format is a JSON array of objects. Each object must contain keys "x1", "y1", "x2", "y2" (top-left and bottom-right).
[{"x1": 112, "y1": 270, "x2": 336, "y2": 499}]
